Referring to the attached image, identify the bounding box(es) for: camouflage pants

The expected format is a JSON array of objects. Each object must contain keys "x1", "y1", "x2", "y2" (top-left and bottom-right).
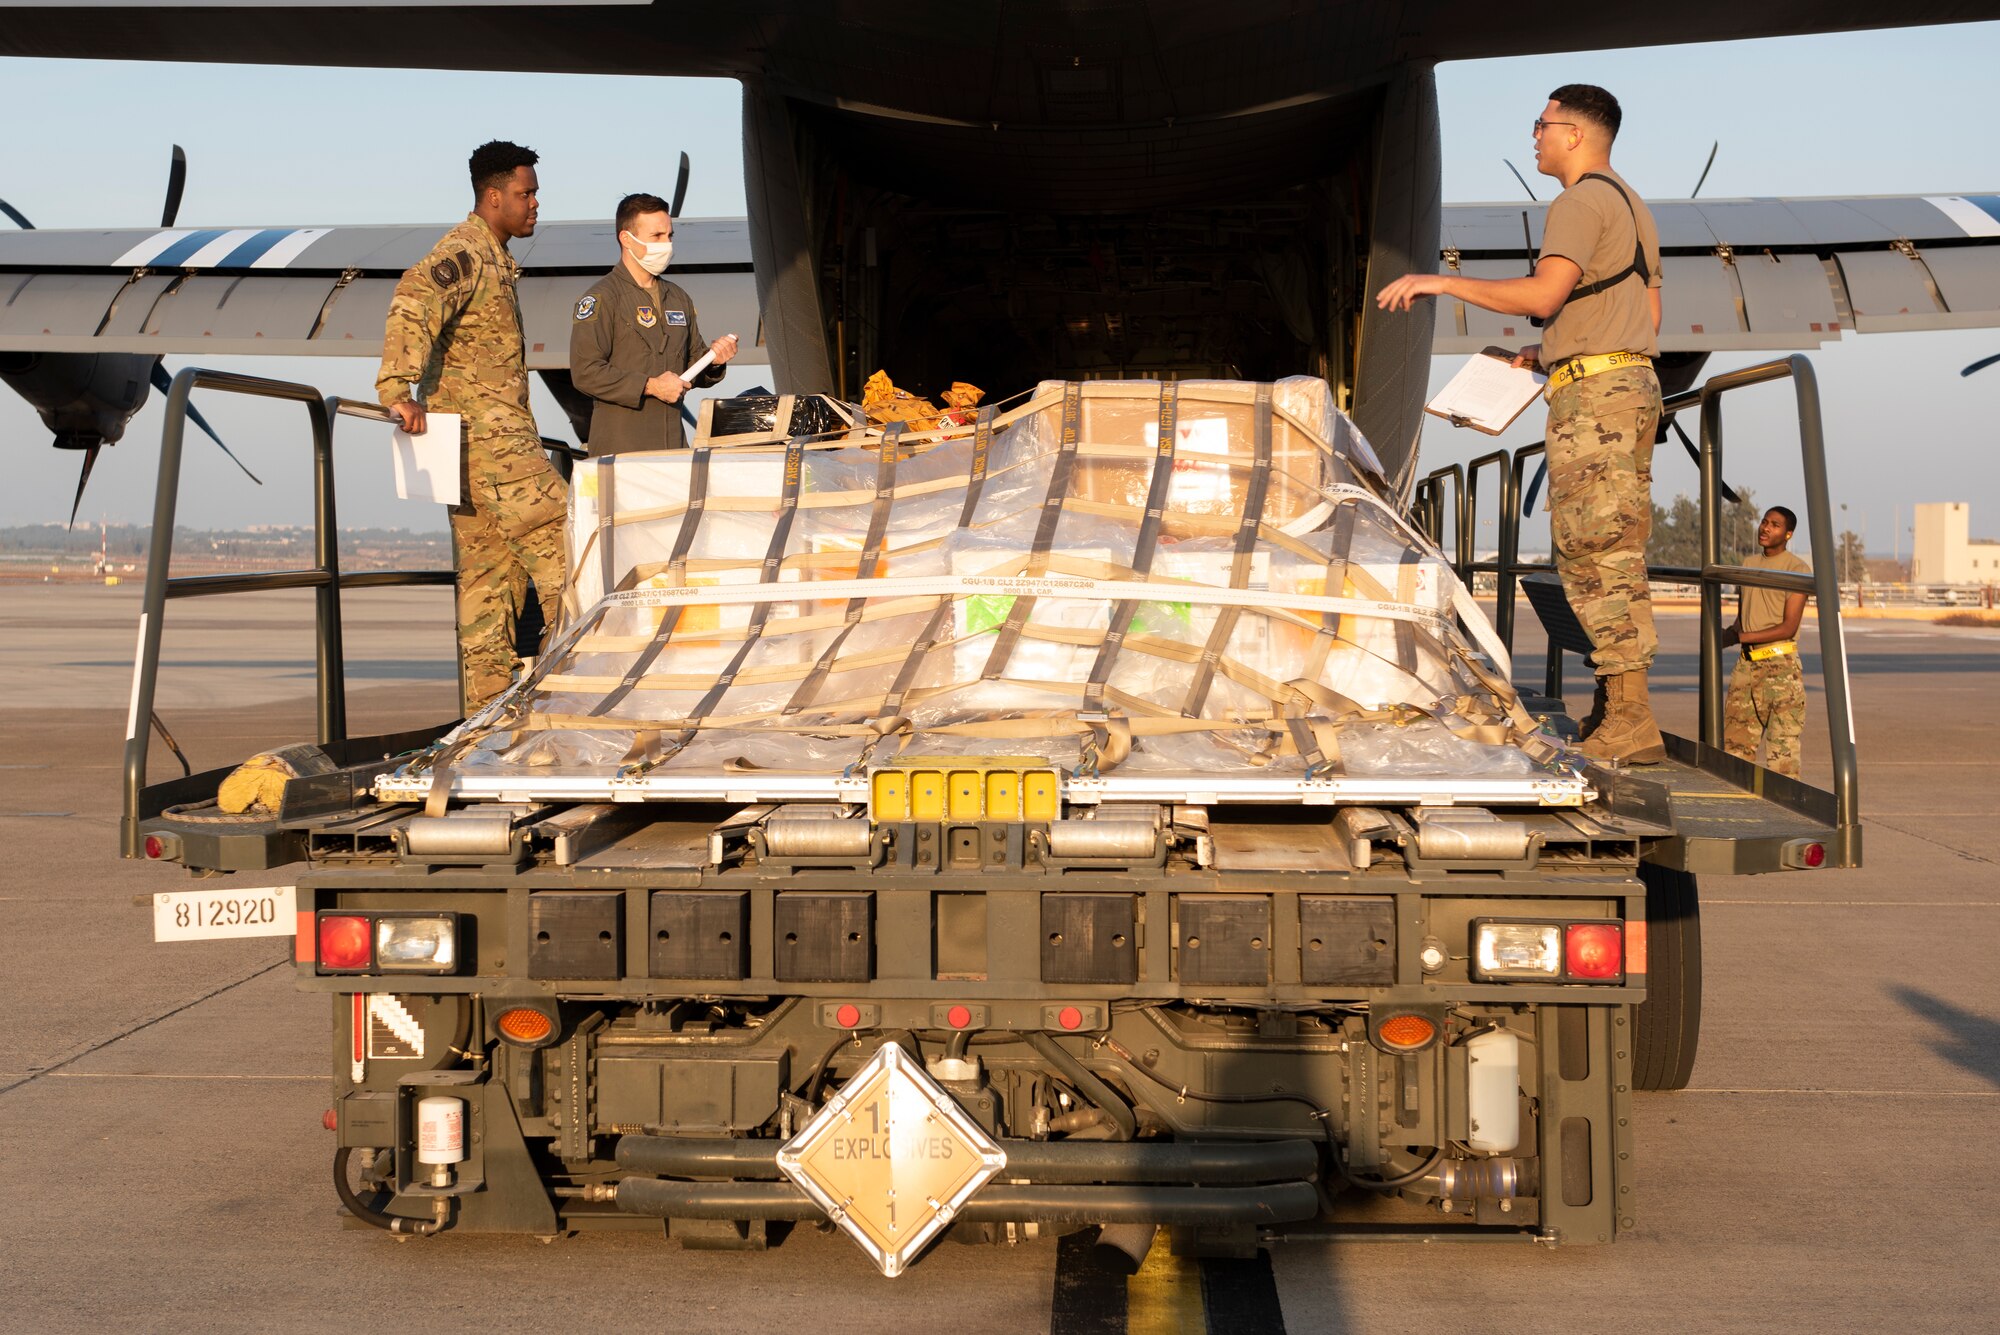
[
  {"x1": 450, "y1": 461, "x2": 569, "y2": 713},
  {"x1": 1547, "y1": 366, "x2": 1662, "y2": 676},
  {"x1": 1723, "y1": 652, "x2": 1805, "y2": 778}
]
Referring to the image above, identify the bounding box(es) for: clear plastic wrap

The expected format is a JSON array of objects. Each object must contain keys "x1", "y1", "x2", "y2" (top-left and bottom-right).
[{"x1": 415, "y1": 379, "x2": 1557, "y2": 791}]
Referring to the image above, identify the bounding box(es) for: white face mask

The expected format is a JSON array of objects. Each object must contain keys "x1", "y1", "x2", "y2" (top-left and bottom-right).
[{"x1": 623, "y1": 232, "x2": 673, "y2": 276}]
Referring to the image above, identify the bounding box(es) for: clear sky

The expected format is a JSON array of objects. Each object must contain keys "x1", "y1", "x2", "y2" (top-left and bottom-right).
[{"x1": 1, "y1": 21, "x2": 1995, "y2": 564}]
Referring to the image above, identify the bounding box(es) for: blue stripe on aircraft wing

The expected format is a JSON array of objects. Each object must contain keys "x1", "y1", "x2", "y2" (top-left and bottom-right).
[
  {"x1": 150, "y1": 229, "x2": 230, "y2": 267},
  {"x1": 214, "y1": 227, "x2": 298, "y2": 268},
  {"x1": 1964, "y1": 195, "x2": 2000, "y2": 227}
]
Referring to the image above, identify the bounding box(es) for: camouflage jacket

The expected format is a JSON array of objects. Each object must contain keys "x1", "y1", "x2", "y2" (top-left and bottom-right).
[{"x1": 376, "y1": 214, "x2": 544, "y2": 479}]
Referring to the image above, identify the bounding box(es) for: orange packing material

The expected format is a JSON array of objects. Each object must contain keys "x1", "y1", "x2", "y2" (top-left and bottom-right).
[{"x1": 861, "y1": 371, "x2": 984, "y2": 431}]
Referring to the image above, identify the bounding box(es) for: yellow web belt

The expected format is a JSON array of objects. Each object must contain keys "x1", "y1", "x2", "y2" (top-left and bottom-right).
[
  {"x1": 1544, "y1": 350, "x2": 1652, "y2": 397},
  {"x1": 1746, "y1": 640, "x2": 1798, "y2": 662}
]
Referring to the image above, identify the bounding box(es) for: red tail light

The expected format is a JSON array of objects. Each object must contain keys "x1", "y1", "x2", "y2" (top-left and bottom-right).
[
  {"x1": 1565, "y1": 923, "x2": 1623, "y2": 979},
  {"x1": 318, "y1": 915, "x2": 371, "y2": 970},
  {"x1": 1803, "y1": 843, "x2": 1826, "y2": 868}
]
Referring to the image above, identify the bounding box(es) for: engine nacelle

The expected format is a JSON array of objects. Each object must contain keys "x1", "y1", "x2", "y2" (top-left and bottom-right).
[{"x1": 0, "y1": 351, "x2": 154, "y2": 448}]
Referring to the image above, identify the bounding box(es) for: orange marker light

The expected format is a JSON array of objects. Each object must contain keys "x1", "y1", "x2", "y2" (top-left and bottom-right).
[
  {"x1": 1377, "y1": 1014, "x2": 1438, "y2": 1050},
  {"x1": 496, "y1": 1007, "x2": 555, "y2": 1044}
]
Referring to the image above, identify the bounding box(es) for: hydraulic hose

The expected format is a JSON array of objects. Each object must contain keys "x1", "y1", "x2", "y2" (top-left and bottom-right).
[
  {"x1": 1024, "y1": 1031, "x2": 1137, "y2": 1141},
  {"x1": 333, "y1": 1147, "x2": 440, "y2": 1236}
]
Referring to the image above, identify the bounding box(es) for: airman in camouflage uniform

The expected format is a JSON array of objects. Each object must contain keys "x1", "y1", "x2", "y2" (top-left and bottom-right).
[
  {"x1": 1722, "y1": 506, "x2": 1811, "y2": 777},
  {"x1": 1376, "y1": 83, "x2": 1665, "y2": 763},
  {"x1": 376, "y1": 141, "x2": 568, "y2": 714}
]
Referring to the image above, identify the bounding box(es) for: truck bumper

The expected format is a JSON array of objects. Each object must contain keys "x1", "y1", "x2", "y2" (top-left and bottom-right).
[{"x1": 614, "y1": 1135, "x2": 1322, "y2": 1226}]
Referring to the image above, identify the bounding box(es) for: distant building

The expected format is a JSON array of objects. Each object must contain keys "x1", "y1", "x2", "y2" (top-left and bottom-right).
[{"x1": 1912, "y1": 503, "x2": 2000, "y2": 584}]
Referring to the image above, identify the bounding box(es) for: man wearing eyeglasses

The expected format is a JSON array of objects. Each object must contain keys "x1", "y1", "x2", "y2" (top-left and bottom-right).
[{"x1": 1377, "y1": 84, "x2": 1664, "y2": 765}]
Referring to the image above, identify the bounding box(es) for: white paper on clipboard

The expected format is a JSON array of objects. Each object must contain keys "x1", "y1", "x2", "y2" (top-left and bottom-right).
[
  {"x1": 1425, "y1": 349, "x2": 1547, "y2": 435},
  {"x1": 390, "y1": 412, "x2": 461, "y2": 505}
]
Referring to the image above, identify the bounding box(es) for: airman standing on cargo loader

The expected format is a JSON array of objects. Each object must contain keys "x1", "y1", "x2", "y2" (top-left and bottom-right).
[
  {"x1": 1722, "y1": 506, "x2": 1811, "y2": 776},
  {"x1": 377, "y1": 140, "x2": 568, "y2": 714},
  {"x1": 1376, "y1": 84, "x2": 1666, "y2": 764},
  {"x1": 568, "y1": 191, "x2": 737, "y2": 454}
]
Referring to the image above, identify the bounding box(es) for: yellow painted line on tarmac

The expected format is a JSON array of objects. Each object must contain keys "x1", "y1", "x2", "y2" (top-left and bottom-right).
[{"x1": 1126, "y1": 1230, "x2": 1206, "y2": 1335}]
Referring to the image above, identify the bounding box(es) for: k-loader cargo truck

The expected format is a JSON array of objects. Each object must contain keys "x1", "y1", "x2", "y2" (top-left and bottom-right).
[{"x1": 127, "y1": 361, "x2": 1854, "y2": 1275}]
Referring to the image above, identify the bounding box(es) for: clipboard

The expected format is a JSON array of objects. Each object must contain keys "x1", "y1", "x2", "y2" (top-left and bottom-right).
[{"x1": 1426, "y1": 347, "x2": 1547, "y2": 435}]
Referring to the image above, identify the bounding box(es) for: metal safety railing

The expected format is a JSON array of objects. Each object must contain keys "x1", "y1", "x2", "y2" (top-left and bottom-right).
[
  {"x1": 121, "y1": 369, "x2": 455, "y2": 855},
  {"x1": 1412, "y1": 355, "x2": 1857, "y2": 834}
]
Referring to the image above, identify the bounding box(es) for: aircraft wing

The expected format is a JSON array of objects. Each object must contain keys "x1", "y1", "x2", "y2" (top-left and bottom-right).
[
  {"x1": 0, "y1": 218, "x2": 762, "y2": 370},
  {"x1": 5, "y1": 196, "x2": 1994, "y2": 366},
  {"x1": 1433, "y1": 193, "x2": 2000, "y2": 354}
]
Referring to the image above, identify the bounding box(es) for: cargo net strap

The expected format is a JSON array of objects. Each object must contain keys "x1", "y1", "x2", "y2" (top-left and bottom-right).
[{"x1": 412, "y1": 378, "x2": 1560, "y2": 787}]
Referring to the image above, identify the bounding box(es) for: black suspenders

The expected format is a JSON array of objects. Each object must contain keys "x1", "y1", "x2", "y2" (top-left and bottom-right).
[{"x1": 1566, "y1": 172, "x2": 1653, "y2": 302}]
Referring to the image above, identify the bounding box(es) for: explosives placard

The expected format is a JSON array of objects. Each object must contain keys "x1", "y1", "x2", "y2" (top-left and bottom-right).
[{"x1": 776, "y1": 1041, "x2": 1006, "y2": 1276}]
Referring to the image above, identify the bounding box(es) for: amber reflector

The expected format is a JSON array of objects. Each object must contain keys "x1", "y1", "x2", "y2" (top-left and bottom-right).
[
  {"x1": 1377, "y1": 1014, "x2": 1438, "y2": 1050},
  {"x1": 496, "y1": 1007, "x2": 555, "y2": 1044}
]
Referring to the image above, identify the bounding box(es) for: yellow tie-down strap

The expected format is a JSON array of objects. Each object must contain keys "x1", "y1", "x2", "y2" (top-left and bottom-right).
[
  {"x1": 1746, "y1": 640, "x2": 1798, "y2": 662},
  {"x1": 1544, "y1": 350, "x2": 1652, "y2": 397}
]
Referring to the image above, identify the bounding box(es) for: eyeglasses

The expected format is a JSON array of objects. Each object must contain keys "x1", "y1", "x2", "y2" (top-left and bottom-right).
[{"x1": 1533, "y1": 119, "x2": 1579, "y2": 136}]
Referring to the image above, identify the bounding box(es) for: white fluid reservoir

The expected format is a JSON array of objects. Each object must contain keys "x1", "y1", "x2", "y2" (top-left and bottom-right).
[
  {"x1": 1464, "y1": 1029, "x2": 1521, "y2": 1154},
  {"x1": 416, "y1": 1095, "x2": 467, "y2": 1165}
]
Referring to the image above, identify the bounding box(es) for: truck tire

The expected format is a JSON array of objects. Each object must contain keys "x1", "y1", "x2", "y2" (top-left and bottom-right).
[{"x1": 1632, "y1": 863, "x2": 1702, "y2": 1091}]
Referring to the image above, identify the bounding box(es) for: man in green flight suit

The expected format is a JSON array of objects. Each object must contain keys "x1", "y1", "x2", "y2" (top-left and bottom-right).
[
  {"x1": 376, "y1": 140, "x2": 569, "y2": 714},
  {"x1": 569, "y1": 191, "x2": 738, "y2": 454}
]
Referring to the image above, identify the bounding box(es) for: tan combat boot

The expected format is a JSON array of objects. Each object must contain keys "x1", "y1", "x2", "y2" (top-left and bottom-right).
[
  {"x1": 1578, "y1": 669, "x2": 1666, "y2": 766},
  {"x1": 1577, "y1": 674, "x2": 1610, "y2": 740}
]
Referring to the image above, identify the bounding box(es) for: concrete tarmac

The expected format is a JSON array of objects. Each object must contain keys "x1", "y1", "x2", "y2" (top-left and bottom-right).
[{"x1": 1, "y1": 584, "x2": 1994, "y2": 1334}]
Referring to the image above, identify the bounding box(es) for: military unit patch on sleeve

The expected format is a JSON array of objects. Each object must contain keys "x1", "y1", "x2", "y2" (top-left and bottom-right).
[
  {"x1": 431, "y1": 256, "x2": 461, "y2": 286},
  {"x1": 575, "y1": 294, "x2": 598, "y2": 320}
]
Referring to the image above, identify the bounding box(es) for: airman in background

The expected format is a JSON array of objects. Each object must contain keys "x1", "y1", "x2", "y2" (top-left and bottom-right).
[
  {"x1": 377, "y1": 139, "x2": 569, "y2": 713},
  {"x1": 1723, "y1": 506, "x2": 1812, "y2": 777}
]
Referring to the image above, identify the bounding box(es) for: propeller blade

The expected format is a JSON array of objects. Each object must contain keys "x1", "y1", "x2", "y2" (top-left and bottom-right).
[
  {"x1": 67, "y1": 443, "x2": 102, "y2": 530},
  {"x1": 1670, "y1": 416, "x2": 1739, "y2": 504},
  {"x1": 1523, "y1": 457, "x2": 1546, "y2": 516},
  {"x1": 1503, "y1": 159, "x2": 1538, "y2": 203},
  {"x1": 1963, "y1": 351, "x2": 2000, "y2": 377},
  {"x1": 0, "y1": 197, "x2": 33, "y2": 230},
  {"x1": 150, "y1": 360, "x2": 262, "y2": 484},
  {"x1": 1689, "y1": 141, "x2": 1719, "y2": 200},
  {"x1": 161, "y1": 144, "x2": 188, "y2": 229},
  {"x1": 671, "y1": 151, "x2": 690, "y2": 217}
]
